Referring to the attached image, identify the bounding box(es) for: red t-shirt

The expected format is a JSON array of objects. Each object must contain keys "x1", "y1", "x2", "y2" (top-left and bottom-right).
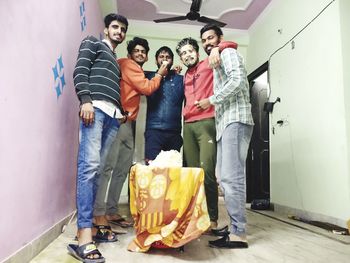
[
  {"x1": 183, "y1": 41, "x2": 238, "y2": 123},
  {"x1": 183, "y1": 58, "x2": 215, "y2": 122}
]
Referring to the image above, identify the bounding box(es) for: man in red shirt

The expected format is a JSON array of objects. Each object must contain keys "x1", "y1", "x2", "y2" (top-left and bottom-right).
[{"x1": 176, "y1": 37, "x2": 237, "y2": 231}]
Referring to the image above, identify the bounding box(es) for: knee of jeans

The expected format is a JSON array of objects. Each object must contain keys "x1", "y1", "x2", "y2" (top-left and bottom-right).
[
  {"x1": 78, "y1": 160, "x2": 99, "y2": 179},
  {"x1": 220, "y1": 177, "x2": 234, "y2": 189}
]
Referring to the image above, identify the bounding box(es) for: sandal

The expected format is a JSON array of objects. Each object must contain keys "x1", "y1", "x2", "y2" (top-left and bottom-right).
[
  {"x1": 108, "y1": 217, "x2": 133, "y2": 228},
  {"x1": 67, "y1": 242, "x2": 105, "y2": 262},
  {"x1": 93, "y1": 225, "x2": 118, "y2": 243}
]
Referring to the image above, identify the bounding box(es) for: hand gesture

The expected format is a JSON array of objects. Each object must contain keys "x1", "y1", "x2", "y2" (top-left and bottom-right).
[
  {"x1": 172, "y1": 65, "x2": 182, "y2": 74},
  {"x1": 194, "y1": 98, "x2": 211, "y2": 110},
  {"x1": 157, "y1": 62, "x2": 168, "y2": 77}
]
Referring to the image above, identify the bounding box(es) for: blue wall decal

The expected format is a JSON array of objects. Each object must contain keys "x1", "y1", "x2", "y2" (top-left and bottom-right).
[
  {"x1": 80, "y1": 1, "x2": 87, "y2": 32},
  {"x1": 52, "y1": 55, "x2": 66, "y2": 99}
]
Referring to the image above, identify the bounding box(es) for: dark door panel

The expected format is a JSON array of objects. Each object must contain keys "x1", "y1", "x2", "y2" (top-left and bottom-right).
[{"x1": 247, "y1": 65, "x2": 270, "y2": 202}]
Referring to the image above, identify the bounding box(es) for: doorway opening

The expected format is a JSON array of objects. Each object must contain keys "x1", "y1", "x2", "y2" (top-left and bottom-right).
[{"x1": 246, "y1": 62, "x2": 270, "y2": 203}]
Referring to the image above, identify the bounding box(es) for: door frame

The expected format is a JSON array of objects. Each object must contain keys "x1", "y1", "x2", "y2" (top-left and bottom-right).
[{"x1": 246, "y1": 61, "x2": 270, "y2": 202}]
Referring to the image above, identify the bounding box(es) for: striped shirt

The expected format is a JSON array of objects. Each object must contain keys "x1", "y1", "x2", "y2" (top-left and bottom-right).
[
  {"x1": 73, "y1": 36, "x2": 123, "y2": 113},
  {"x1": 209, "y1": 48, "x2": 254, "y2": 141}
]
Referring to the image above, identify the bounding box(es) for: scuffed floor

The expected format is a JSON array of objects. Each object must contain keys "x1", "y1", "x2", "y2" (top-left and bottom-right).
[{"x1": 31, "y1": 200, "x2": 350, "y2": 263}]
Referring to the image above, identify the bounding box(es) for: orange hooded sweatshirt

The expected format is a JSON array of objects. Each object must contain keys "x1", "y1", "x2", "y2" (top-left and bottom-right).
[{"x1": 118, "y1": 58, "x2": 162, "y2": 121}]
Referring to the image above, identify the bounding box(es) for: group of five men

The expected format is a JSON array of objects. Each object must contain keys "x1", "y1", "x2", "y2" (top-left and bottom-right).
[{"x1": 68, "y1": 13, "x2": 253, "y2": 262}]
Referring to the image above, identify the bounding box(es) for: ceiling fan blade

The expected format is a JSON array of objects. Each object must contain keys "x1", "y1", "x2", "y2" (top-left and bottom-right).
[
  {"x1": 197, "y1": 16, "x2": 227, "y2": 27},
  {"x1": 190, "y1": 0, "x2": 202, "y2": 13},
  {"x1": 154, "y1": 16, "x2": 188, "y2": 23}
]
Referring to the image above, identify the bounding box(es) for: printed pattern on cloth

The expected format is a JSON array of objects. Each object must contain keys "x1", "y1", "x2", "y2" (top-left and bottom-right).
[{"x1": 128, "y1": 164, "x2": 210, "y2": 252}]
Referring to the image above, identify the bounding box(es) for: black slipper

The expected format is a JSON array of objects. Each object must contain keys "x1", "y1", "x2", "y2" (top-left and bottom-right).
[
  {"x1": 209, "y1": 235, "x2": 248, "y2": 249},
  {"x1": 211, "y1": 225, "x2": 230, "y2": 236},
  {"x1": 92, "y1": 225, "x2": 118, "y2": 243},
  {"x1": 67, "y1": 242, "x2": 105, "y2": 262}
]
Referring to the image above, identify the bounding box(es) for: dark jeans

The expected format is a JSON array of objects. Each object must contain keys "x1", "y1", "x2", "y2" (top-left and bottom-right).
[{"x1": 144, "y1": 129, "x2": 183, "y2": 161}]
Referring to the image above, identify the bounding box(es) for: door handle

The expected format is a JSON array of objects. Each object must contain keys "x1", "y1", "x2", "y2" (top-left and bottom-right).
[{"x1": 264, "y1": 97, "x2": 281, "y2": 113}]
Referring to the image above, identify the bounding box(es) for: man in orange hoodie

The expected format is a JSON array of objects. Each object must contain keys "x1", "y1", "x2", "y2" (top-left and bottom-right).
[{"x1": 93, "y1": 37, "x2": 168, "y2": 230}]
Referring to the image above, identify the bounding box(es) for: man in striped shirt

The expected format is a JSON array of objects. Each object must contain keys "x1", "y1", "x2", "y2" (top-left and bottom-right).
[
  {"x1": 196, "y1": 24, "x2": 254, "y2": 249},
  {"x1": 68, "y1": 14, "x2": 128, "y2": 263}
]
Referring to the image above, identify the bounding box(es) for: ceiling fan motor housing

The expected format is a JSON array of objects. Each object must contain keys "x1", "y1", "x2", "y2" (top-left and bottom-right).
[{"x1": 187, "y1": 11, "x2": 200, "y2": 20}]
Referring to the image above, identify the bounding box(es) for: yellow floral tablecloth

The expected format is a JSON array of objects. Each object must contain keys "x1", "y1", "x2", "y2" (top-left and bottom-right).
[{"x1": 127, "y1": 164, "x2": 210, "y2": 252}]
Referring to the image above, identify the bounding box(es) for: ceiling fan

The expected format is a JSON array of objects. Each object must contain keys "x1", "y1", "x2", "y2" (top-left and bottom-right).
[{"x1": 153, "y1": 0, "x2": 227, "y2": 27}]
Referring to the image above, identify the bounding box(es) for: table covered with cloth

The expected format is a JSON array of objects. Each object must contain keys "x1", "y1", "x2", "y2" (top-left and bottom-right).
[{"x1": 127, "y1": 164, "x2": 210, "y2": 252}]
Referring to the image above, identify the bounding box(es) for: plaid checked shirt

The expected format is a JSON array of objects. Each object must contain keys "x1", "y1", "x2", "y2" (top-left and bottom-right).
[{"x1": 209, "y1": 48, "x2": 254, "y2": 141}]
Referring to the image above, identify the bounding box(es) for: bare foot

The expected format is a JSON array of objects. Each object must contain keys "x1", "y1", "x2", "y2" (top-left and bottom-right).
[
  {"x1": 77, "y1": 228, "x2": 101, "y2": 260},
  {"x1": 210, "y1": 221, "x2": 218, "y2": 230},
  {"x1": 78, "y1": 228, "x2": 92, "y2": 245},
  {"x1": 106, "y1": 214, "x2": 126, "y2": 221},
  {"x1": 93, "y1": 215, "x2": 117, "y2": 241},
  {"x1": 94, "y1": 215, "x2": 109, "y2": 226}
]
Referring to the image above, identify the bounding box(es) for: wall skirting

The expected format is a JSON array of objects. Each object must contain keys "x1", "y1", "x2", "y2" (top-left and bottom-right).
[
  {"x1": 272, "y1": 203, "x2": 347, "y2": 229},
  {"x1": 2, "y1": 211, "x2": 76, "y2": 263},
  {"x1": 249, "y1": 203, "x2": 349, "y2": 245}
]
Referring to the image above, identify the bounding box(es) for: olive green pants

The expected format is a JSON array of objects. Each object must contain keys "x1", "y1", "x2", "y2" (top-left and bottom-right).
[{"x1": 183, "y1": 118, "x2": 218, "y2": 222}]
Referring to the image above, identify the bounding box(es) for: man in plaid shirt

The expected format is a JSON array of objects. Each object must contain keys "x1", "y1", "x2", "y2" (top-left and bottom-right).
[{"x1": 195, "y1": 24, "x2": 254, "y2": 249}]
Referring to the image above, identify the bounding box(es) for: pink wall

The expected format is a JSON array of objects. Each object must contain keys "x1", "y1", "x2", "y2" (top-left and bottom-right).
[{"x1": 0, "y1": 0, "x2": 105, "y2": 261}]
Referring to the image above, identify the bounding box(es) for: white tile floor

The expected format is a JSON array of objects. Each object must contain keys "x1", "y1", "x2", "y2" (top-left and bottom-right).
[{"x1": 31, "y1": 200, "x2": 350, "y2": 263}]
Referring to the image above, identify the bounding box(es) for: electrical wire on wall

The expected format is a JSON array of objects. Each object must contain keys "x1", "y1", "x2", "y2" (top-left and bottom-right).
[
  {"x1": 266, "y1": 0, "x2": 336, "y2": 213},
  {"x1": 267, "y1": 0, "x2": 336, "y2": 99}
]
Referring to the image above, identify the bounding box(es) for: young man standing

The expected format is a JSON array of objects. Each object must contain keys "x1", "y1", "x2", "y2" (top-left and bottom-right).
[
  {"x1": 197, "y1": 24, "x2": 254, "y2": 249},
  {"x1": 144, "y1": 46, "x2": 184, "y2": 164},
  {"x1": 68, "y1": 14, "x2": 128, "y2": 262},
  {"x1": 93, "y1": 37, "x2": 168, "y2": 229},
  {"x1": 176, "y1": 38, "x2": 237, "y2": 232}
]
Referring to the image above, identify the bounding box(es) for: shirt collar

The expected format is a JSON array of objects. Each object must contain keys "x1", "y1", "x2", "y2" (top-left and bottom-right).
[{"x1": 102, "y1": 39, "x2": 114, "y2": 52}]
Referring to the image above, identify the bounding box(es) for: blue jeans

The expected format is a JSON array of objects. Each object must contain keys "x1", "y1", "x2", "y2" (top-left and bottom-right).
[
  {"x1": 216, "y1": 122, "x2": 253, "y2": 236},
  {"x1": 76, "y1": 108, "x2": 120, "y2": 229}
]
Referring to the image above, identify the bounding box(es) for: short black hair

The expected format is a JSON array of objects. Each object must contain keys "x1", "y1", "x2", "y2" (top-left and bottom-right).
[
  {"x1": 176, "y1": 37, "x2": 199, "y2": 55},
  {"x1": 200, "y1": 24, "x2": 223, "y2": 38},
  {"x1": 127, "y1": 37, "x2": 150, "y2": 55},
  {"x1": 104, "y1": 13, "x2": 129, "y2": 32},
  {"x1": 155, "y1": 46, "x2": 174, "y2": 60}
]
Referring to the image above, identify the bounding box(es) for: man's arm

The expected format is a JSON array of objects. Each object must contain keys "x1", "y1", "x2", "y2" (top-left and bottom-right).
[
  {"x1": 209, "y1": 48, "x2": 243, "y2": 105},
  {"x1": 73, "y1": 36, "x2": 98, "y2": 104},
  {"x1": 209, "y1": 40, "x2": 238, "y2": 69},
  {"x1": 73, "y1": 36, "x2": 98, "y2": 125},
  {"x1": 122, "y1": 61, "x2": 167, "y2": 95}
]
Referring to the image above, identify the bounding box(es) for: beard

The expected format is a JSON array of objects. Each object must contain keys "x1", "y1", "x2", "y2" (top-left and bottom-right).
[
  {"x1": 184, "y1": 56, "x2": 199, "y2": 68},
  {"x1": 110, "y1": 37, "x2": 123, "y2": 46},
  {"x1": 111, "y1": 39, "x2": 122, "y2": 45},
  {"x1": 107, "y1": 32, "x2": 124, "y2": 46},
  {"x1": 205, "y1": 45, "x2": 215, "y2": 55}
]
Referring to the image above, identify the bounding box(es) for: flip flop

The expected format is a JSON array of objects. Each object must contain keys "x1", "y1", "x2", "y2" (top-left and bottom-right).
[
  {"x1": 67, "y1": 242, "x2": 105, "y2": 262},
  {"x1": 108, "y1": 217, "x2": 133, "y2": 228},
  {"x1": 110, "y1": 225, "x2": 128, "y2": 234},
  {"x1": 92, "y1": 225, "x2": 118, "y2": 243}
]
